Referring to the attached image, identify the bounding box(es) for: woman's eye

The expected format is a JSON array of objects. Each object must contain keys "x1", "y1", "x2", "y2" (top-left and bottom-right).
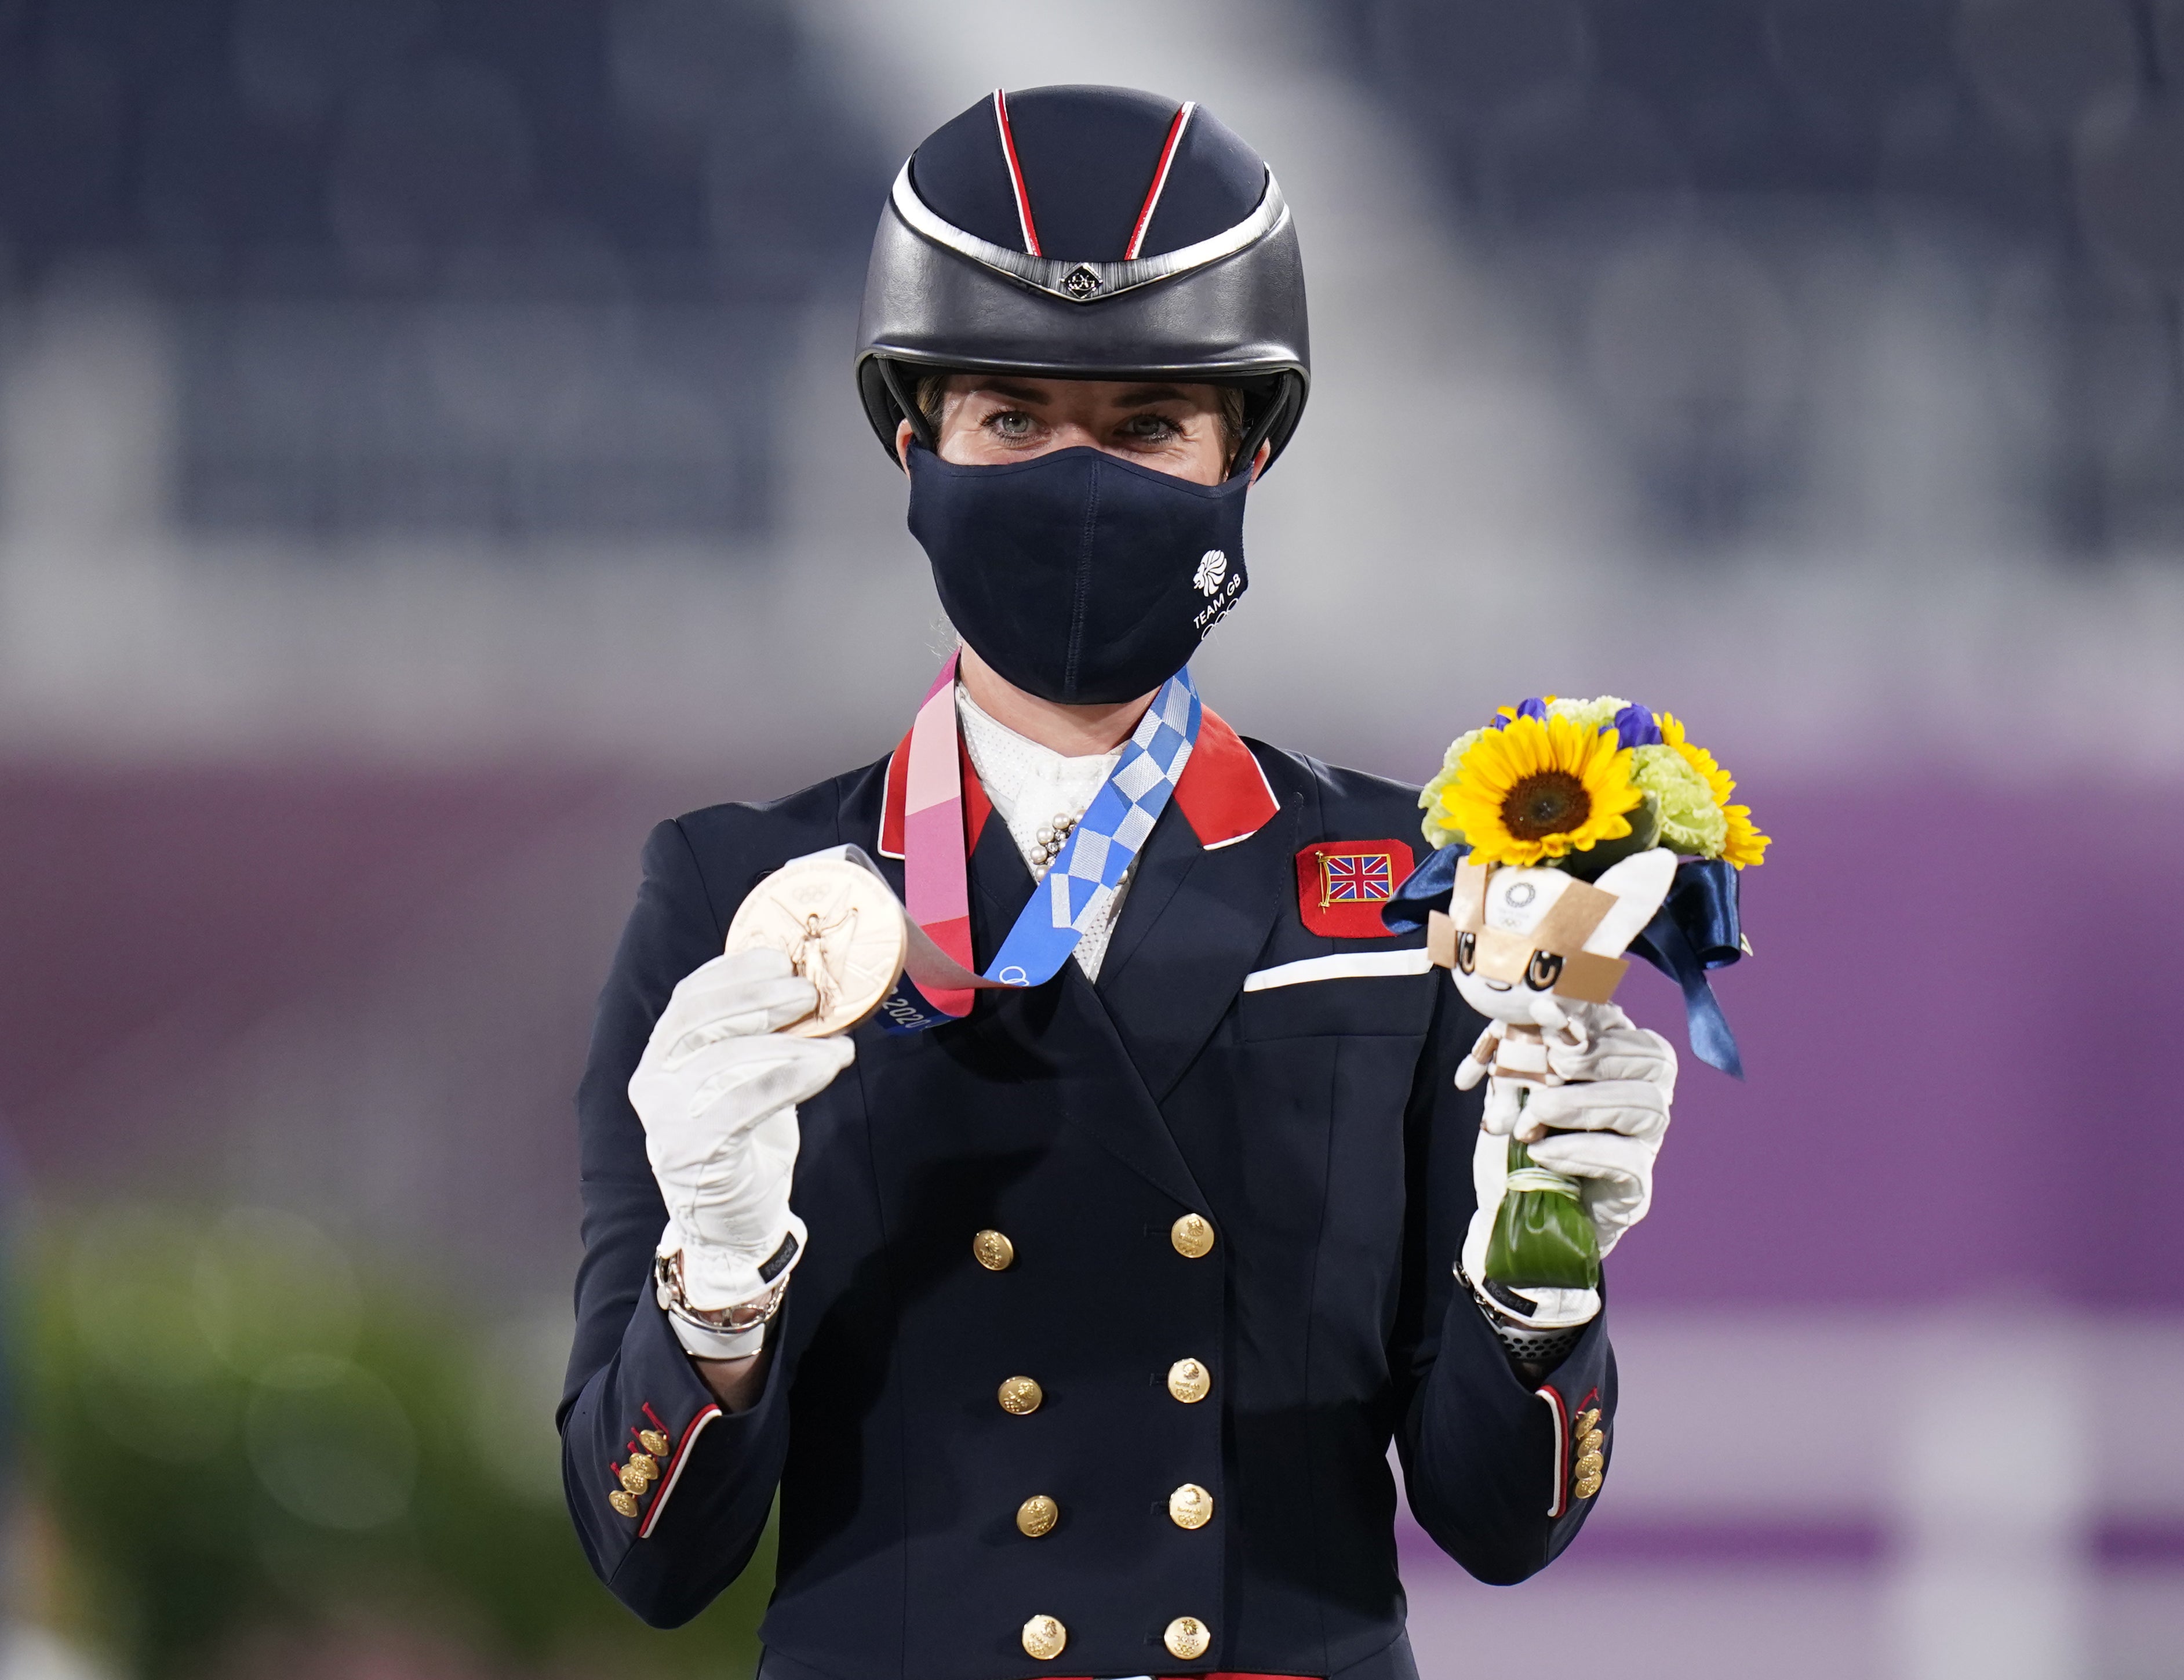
[
  {"x1": 985, "y1": 410, "x2": 1036, "y2": 439},
  {"x1": 1122, "y1": 414, "x2": 1181, "y2": 442}
]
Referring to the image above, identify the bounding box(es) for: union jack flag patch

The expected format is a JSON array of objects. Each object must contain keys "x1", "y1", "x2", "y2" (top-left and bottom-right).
[
  {"x1": 1322, "y1": 852, "x2": 1392, "y2": 903},
  {"x1": 1295, "y1": 839, "x2": 1415, "y2": 940}
]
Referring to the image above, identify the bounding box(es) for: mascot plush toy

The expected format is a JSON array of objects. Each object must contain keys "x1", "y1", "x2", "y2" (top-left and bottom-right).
[{"x1": 1439, "y1": 850, "x2": 1676, "y2": 1322}]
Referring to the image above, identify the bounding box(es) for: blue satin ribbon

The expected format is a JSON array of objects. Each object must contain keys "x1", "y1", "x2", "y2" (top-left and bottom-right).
[
  {"x1": 1384, "y1": 845, "x2": 1747, "y2": 1078},
  {"x1": 1629, "y1": 857, "x2": 1745, "y2": 1079},
  {"x1": 1381, "y1": 842, "x2": 1469, "y2": 936}
]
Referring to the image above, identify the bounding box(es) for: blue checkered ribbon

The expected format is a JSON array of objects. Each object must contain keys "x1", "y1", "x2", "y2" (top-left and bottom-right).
[{"x1": 982, "y1": 666, "x2": 1201, "y2": 987}]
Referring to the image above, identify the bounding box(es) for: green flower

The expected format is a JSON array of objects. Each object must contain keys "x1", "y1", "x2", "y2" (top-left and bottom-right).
[
  {"x1": 1547, "y1": 694, "x2": 1628, "y2": 736},
  {"x1": 1419, "y1": 726, "x2": 1486, "y2": 847},
  {"x1": 1631, "y1": 743, "x2": 1728, "y2": 857}
]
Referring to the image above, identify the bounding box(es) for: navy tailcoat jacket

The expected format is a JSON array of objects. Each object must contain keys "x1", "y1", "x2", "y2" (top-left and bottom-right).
[{"x1": 560, "y1": 715, "x2": 1615, "y2": 1680}]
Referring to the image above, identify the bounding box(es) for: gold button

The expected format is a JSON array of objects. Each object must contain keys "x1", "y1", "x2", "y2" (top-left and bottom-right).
[
  {"x1": 998, "y1": 1376, "x2": 1044, "y2": 1415},
  {"x1": 1168, "y1": 1482, "x2": 1214, "y2": 1529},
  {"x1": 618, "y1": 1460, "x2": 652, "y2": 1494},
  {"x1": 1578, "y1": 1428, "x2": 1604, "y2": 1457},
  {"x1": 1573, "y1": 1470, "x2": 1603, "y2": 1500},
  {"x1": 1575, "y1": 1407, "x2": 1600, "y2": 1435},
  {"x1": 1166, "y1": 1358, "x2": 1211, "y2": 1405},
  {"x1": 1573, "y1": 1450, "x2": 1604, "y2": 1481},
  {"x1": 638, "y1": 1428, "x2": 671, "y2": 1458},
  {"x1": 609, "y1": 1489, "x2": 640, "y2": 1519},
  {"x1": 1170, "y1": 1213, "x2": 1215, "y2": 1259},
  {"x1": 974, "y1": 1229, "x2": 1016, "y2": 1271},
  {"x1": 1163, "y1": 1616, "x2": 1212, "y2": 1660},
  {"x1": 1017, "y1": 1494, "x2": 1059, "y2": 1537},
  {"x1": 1021, "y1": 1614, "x2": 1067, "y2": 1661},
  {"x1": 625, "y1": 1451, "x2": 659, "y2": 1485}
]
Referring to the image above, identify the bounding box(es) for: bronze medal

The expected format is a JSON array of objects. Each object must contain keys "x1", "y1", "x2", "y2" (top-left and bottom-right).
[{"x1": 724, "y1": 857, "x2": 908, "y2": 1037}]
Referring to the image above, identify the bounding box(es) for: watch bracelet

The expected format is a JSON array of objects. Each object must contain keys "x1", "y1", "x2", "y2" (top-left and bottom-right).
[
  {"x1": 655, "y1": 1250, "x2": 791, "y2": 1334},
  {"x1": 1456, "y1": 1265, "x2": 1586, "y2": 1362}
]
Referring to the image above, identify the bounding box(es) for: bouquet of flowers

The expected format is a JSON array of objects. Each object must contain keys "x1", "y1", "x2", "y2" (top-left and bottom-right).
[{"x1": 1388, "y1": 696, "x2": 1767, "y2": 1293}]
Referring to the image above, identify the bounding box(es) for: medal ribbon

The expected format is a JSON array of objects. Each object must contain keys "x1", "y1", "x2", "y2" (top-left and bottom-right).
[{"x1": 882, "y1": 652, "x2": 1201, "y2": 1031}]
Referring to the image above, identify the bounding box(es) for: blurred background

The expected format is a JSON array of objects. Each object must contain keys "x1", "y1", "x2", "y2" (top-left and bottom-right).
[{"x1": 1, "y1": 1, "x2": 2180, "y2": 1677}]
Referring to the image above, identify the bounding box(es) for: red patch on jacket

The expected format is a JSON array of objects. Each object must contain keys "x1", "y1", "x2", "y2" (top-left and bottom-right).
[{"x1": 1295, "y1": 839, "x2": 1414, "y2": 940}]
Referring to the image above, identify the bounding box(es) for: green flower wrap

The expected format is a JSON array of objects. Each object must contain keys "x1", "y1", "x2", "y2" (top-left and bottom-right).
[{"x1": 1483, "y1": 1103, "x2": 1600, "y2": 1291}]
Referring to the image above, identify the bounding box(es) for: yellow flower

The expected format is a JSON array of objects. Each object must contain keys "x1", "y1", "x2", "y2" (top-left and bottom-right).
[
  {"x1": 1657, "y1": 711, "x2": 1769, "y2": 867},
  {"x1": 1432, "y1": 712, "x2": 1644, "y2": 868},
  {"x1": 1723, "y1": 804, "x2": 1770, "y2": 868},
  {"x1": 1656, "y1": 712, "x2": 1732, "y2": 802}
]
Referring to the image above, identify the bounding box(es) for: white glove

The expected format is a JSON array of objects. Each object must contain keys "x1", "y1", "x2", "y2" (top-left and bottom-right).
[
  {"x1": 629, "y1": 947, "x2": 854, "y2": 1339},
  {"x1": 1461, "y1": 1002, "x2": 1676, "y2": 1332},
  {"x1": 1480, "y1": 1001, "x2": 1673, "y2": 1259}
]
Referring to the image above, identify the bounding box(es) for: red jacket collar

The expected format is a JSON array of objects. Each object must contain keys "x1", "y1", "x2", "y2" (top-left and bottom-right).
[{"x1": 878, "y1": 701, "x2": 1277, "y2": 859}]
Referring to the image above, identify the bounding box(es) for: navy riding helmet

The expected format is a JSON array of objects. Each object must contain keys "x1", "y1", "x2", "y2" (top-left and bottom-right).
[{"x1": 854, "y1": 85, "x2": 1311, "y2": 474}]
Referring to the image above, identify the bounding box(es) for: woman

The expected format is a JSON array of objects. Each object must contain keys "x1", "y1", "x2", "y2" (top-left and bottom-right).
[{"x1": 560, "y1": 84, "x2": 1673, "y2": 1680}]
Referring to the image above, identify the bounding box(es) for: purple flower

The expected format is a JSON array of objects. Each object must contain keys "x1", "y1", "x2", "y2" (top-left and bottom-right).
[
  {"x1": 1612, "y1": 703, "x2": 1662, "y2": 750},
  {"x1": 1489, "y1": 696, "x2": 1549, "y2": 730}
]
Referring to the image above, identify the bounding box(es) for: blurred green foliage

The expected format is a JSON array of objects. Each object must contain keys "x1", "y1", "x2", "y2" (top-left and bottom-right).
[{"x1": 16, "y1": 1202, "x2": 774, "y2": 1678}]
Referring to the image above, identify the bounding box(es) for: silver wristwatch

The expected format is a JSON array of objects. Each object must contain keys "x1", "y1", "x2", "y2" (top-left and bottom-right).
[
  {"x1": 654, "y1": 1250, "x2": 790, "y2": 1356},
  {"x1": 1457, "y1": 1265, "x2": 1585, "y2": 1364}
]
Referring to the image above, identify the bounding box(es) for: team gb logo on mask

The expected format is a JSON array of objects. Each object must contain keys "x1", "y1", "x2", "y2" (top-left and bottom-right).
[{"x1": 1193, "y1": 550, "x2": 1229, "y2": 597}]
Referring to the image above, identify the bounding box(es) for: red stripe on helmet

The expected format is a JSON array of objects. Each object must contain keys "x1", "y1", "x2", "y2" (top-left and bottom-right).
[
  {"x1": 1126, "y1": 101, "x2": 1196, "y2": 261},
  {"x1": 992, "y1": 88, "x2": 1042, "y2": 256}
]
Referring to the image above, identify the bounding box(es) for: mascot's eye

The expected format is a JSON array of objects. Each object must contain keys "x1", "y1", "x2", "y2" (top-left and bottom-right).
[
  {"x1": 1455, "y1": 931, "x2": 1476, "y2": 974},
  {"x1": 1524, "y1": 950, "x2": 1564, "y2": 991}
]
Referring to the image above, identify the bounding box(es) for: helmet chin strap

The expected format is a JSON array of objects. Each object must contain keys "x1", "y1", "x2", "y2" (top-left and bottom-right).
[{"x1": 878, "y1": 358, "x2": 938, "y2": 456}]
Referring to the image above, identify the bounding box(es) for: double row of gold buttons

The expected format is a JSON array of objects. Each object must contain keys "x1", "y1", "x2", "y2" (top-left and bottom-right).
[
  {"x1": 1021, "y1": 1613, "x2": 1210, "y2": 1664},
  {"x1": 978, "y1": 1212, "x2": 1220, "y2": 1663}
]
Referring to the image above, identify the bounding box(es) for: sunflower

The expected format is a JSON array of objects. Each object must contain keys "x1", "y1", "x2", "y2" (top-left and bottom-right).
[
  {"x1": 1657, "y1": 711, "x2": 1769, "y2": 867},
  {"x1": 1432, "y1": 711, "x2": 1644, "y2": 868}
]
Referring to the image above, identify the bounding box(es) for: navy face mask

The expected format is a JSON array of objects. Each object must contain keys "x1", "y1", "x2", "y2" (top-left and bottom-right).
[{"x1": 906, "y1": 444, "x2": 1250, "y2": 706}]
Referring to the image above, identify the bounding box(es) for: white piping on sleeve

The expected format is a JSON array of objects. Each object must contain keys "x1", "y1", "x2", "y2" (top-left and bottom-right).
[
  {"x1": 638, "y1": 1402, "x2": 722, "y2": 1539},
  {"x1": 1537, "y1": 1384, "x2": 1570, "y2": 1519}
]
